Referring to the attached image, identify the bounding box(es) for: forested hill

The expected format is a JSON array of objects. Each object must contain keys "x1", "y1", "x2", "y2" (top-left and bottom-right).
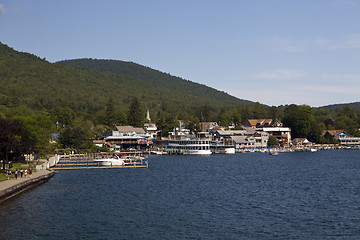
[
  {"x1": 0, "y1": 42, "x2": 254, "y2": 121},
  {"x1": 320, "y1": 102, "x2": 360, "y2": 112},
  {"x1": 0, "y1": 42, "x2": 150, "y2": 113},
  {"x1": 56, "y1": 59, "x2": 251, "y2": 105}
]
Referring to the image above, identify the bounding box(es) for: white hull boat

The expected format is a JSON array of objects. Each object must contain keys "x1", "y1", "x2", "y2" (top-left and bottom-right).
[
  {"x1": 165, "y1": 139, "x2": 212, "y2": 155},
  {"x1": 223, "y1": 147, "x2": 236, "y2": 154},
  {"x1": 188, "y1": 149, "x2": 212, "y2": 155},
  {"x1": 94, "y1": 155, "x2": 126, "y2": 166}
]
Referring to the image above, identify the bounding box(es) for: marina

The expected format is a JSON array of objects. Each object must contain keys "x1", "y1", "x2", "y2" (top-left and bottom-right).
[{"x1": 50, "y1": 152, "x2": 148, "y2": 170}]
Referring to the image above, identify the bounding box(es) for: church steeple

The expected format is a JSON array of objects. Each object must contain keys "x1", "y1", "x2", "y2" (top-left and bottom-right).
[{"x1": 146, "y1": 110, "x2": 151, "y2": 122}]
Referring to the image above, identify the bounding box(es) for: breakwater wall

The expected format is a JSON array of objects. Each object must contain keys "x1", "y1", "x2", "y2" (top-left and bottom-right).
[{"x1": 0, "y1": 170, "x2": 55, "y2": 203}]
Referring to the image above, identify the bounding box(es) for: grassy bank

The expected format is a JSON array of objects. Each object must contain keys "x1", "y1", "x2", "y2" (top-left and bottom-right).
[{"x1": 0, "y1": 161, "x2": 39, "y2": 182}]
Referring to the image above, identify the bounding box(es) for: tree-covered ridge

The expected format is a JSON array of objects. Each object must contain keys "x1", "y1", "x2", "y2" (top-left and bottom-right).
[
  {"x1": 56, "y1": 58, "x2": 251, "y2": 105},
  {"x1": 319, "y1": 102, "x2": 360, "y2": 112},
  {"x1": 0, "y1": 43, "x2": 160, "y2": 113},
  {"x1": 0, "y1": 42, "x2": 256, "y2": 119}
]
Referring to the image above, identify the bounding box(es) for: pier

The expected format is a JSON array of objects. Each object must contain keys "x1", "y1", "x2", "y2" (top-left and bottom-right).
[{"x1": 50, "y1": 152, "x2": 149, "y2": 170}]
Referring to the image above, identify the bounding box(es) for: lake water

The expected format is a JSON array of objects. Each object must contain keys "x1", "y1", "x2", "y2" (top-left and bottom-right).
[{"x1": 0, "y1": 150, "x2": 360, "y2": 239}]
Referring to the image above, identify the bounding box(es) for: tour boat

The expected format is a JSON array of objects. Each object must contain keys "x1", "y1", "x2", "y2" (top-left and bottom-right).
[
  {"x1": 164, "y1": 133, "x2": 212, "y2": 155},
  {"x1": 165, "y1": 138, "x2": 212, "y2": 155}
]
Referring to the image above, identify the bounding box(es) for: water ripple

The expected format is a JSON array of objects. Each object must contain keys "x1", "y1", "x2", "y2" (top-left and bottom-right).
[{"x1": 0, "y1": 150, "x2": 359, "y2": 239}]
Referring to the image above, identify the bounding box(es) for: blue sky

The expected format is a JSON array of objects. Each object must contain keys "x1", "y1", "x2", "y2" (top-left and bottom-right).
[{"x1": 1, "y1": 0, "x2": 360, "y2": 107}]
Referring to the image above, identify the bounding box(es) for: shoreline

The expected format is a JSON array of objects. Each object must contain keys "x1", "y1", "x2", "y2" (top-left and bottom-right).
[{"x1": 0, "y1": 169, "x2": 55, "y2": 203}]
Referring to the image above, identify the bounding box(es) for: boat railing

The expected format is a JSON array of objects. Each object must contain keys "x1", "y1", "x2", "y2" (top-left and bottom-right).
[{"x1": 167, "y1": 136, "x2": 211, "y2": 141}]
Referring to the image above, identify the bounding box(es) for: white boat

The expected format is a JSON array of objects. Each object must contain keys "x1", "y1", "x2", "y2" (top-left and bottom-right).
[
  {"x1": 165, "y1": 139, "x2": 212, "y2": 155},
  {"x1": 150, "y1": 150, "x2": 168, "y2": 155},
  {"x1": 164, "y1": 132, "x2": 212, "y2": 155},
  {"x1": 306, "y1": 148, "x2": 318, "y2": 152},
  {"x1": 211, "y1": 142, "x2": 236, "y2": 154},
  {"x1": 221, "y1": 147, "x2": 236, "y2": 154},
  {"x1": 94, "y1": 155, "x2": 126, "y2": 166}
]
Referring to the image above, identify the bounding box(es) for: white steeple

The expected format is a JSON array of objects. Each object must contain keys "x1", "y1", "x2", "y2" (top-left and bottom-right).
[{"x1": 146, "y1": 110, "x2": 151, "y2": 122}]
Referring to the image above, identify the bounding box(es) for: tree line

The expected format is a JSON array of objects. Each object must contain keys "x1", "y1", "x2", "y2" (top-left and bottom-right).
[
  {"x1": 1, "y1": 97, "x2": 360, "y2": 163},
  {"x1": 1, "y1": 42, "x2": 360, "y2": 160}
]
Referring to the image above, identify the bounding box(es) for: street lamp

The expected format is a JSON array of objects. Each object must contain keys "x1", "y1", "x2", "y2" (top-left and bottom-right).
[
  {"x1": 9, "y1": 149, "x2": 13, "y2": 169},
  {"x1": 5, "y1": 148, "x2": 13, "y2": 170}
]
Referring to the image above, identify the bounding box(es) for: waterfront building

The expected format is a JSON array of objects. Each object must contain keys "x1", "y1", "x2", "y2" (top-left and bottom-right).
[
  {"x1": 213, "y1": 130, "x2": 247, "y2": 141},
  {"x1": 329, "y1": 131, "x2": 360, "y2": 145},
  {"x1": 244, "y1": 119, "x2": 282, "y2": 129},
  {"x1": 144, "y1": 123, "x2": 158, "y2": 139},
  {"x1": 255, "y1": 127, "x2": 291, "y2": 146},
  {"x1": 212, "y1": 129, "x2": 269, "y2": 149},
  {"x1": 104, "y1": 126, "x2": 152, "y2": 151},
  {"x1": 321, "y1": 130, "x2": 347, "y2": 140},
  {"x1": 243, "y1": 119, "x2": 291, "y2": 146},
  {"x1": 200, "y1": 122, "x2": 224, "y2": 132},
  {"x1": 231, "y1": 131, "x2": 269, "y2": 149}
]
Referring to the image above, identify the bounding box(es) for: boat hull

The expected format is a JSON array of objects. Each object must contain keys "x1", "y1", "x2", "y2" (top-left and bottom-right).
[
  {"x1": 188, "y1": 149, "x2": 212, "y2": 155},
  {"x1": 220, "y1": 148, "x2": 235, "y2": 154},
  {"x1": 94, "y1": 159, "x2": 125, "y2": 166}
]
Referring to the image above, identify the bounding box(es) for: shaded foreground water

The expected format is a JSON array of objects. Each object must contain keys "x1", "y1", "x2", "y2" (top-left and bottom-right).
[{"x1": 0, "y1": 150, "x2": 359, "y2": 239}]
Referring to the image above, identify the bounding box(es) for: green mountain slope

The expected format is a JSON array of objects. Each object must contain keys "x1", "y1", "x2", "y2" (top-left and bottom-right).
[
  {"x1": 0, "y1": 42, "x2": 254, "y2": 121},
  {"x1": 0, "y1": 43, "x2": 151, "y2": 113},
  {"x1": 56, "y1": 59, "x2": 252, "y2": 105}
]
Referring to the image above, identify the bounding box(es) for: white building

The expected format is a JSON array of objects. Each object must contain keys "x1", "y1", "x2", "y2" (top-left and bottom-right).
[
  {"x1": 213, "y1": 129, "x2": 269, "y2": 149},
  {"x1": 231, "y1": 131, "x2": 269, "y2": 149},
  {"x1": 255, "y1": 127, "x2": 291, "y2": 146},
  {"x1": 337, "y1": 134, "x2": 360, "y2": 145},
  {"x1": 144, "y1": 123, "x2": 158, "y2": 139}
]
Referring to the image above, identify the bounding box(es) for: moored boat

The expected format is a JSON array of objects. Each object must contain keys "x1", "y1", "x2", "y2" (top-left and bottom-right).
[
  {"x1": 306, "y1": 148, "x2": 318, "y2": 152},
  {"x1": 211, "y1": 142, "x2": 236, "y2": 154},
  {"x1": 163, "y1": 129, "x2": 212, "y2": 155},
  {"x1": 94, "y1": 155, "x2": 126, "y2": 166},
  {"x1": 165, "y1": 139, "x2": 212, "y2": 155}
]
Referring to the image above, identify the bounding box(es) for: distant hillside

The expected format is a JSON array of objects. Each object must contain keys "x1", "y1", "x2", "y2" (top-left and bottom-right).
[
  {"x1": 0, "y1": 42, "x2": 153, "y2": 113},
  {"x1": 320, "y1": 102, "x2": 360, "y2": 111},
  {"x1": 56, "y1": 58, "x2": 252, "y2": 105},
  {"x1": 0, "y1": 42, "x2": 254, "y2": 121}
]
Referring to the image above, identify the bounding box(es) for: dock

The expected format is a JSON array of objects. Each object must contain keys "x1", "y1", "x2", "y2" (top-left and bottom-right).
[{"x1": 50, "y1": 152, "x2": 149, "y2": 170}]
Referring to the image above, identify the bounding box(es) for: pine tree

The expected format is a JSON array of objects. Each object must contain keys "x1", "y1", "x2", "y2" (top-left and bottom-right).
[
  {"x1": 127, "y1": 97, "x2": 144, "y2": 127},
  {"x1": 105, "y1": 98, "x2": 116, "y2": 127}
]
